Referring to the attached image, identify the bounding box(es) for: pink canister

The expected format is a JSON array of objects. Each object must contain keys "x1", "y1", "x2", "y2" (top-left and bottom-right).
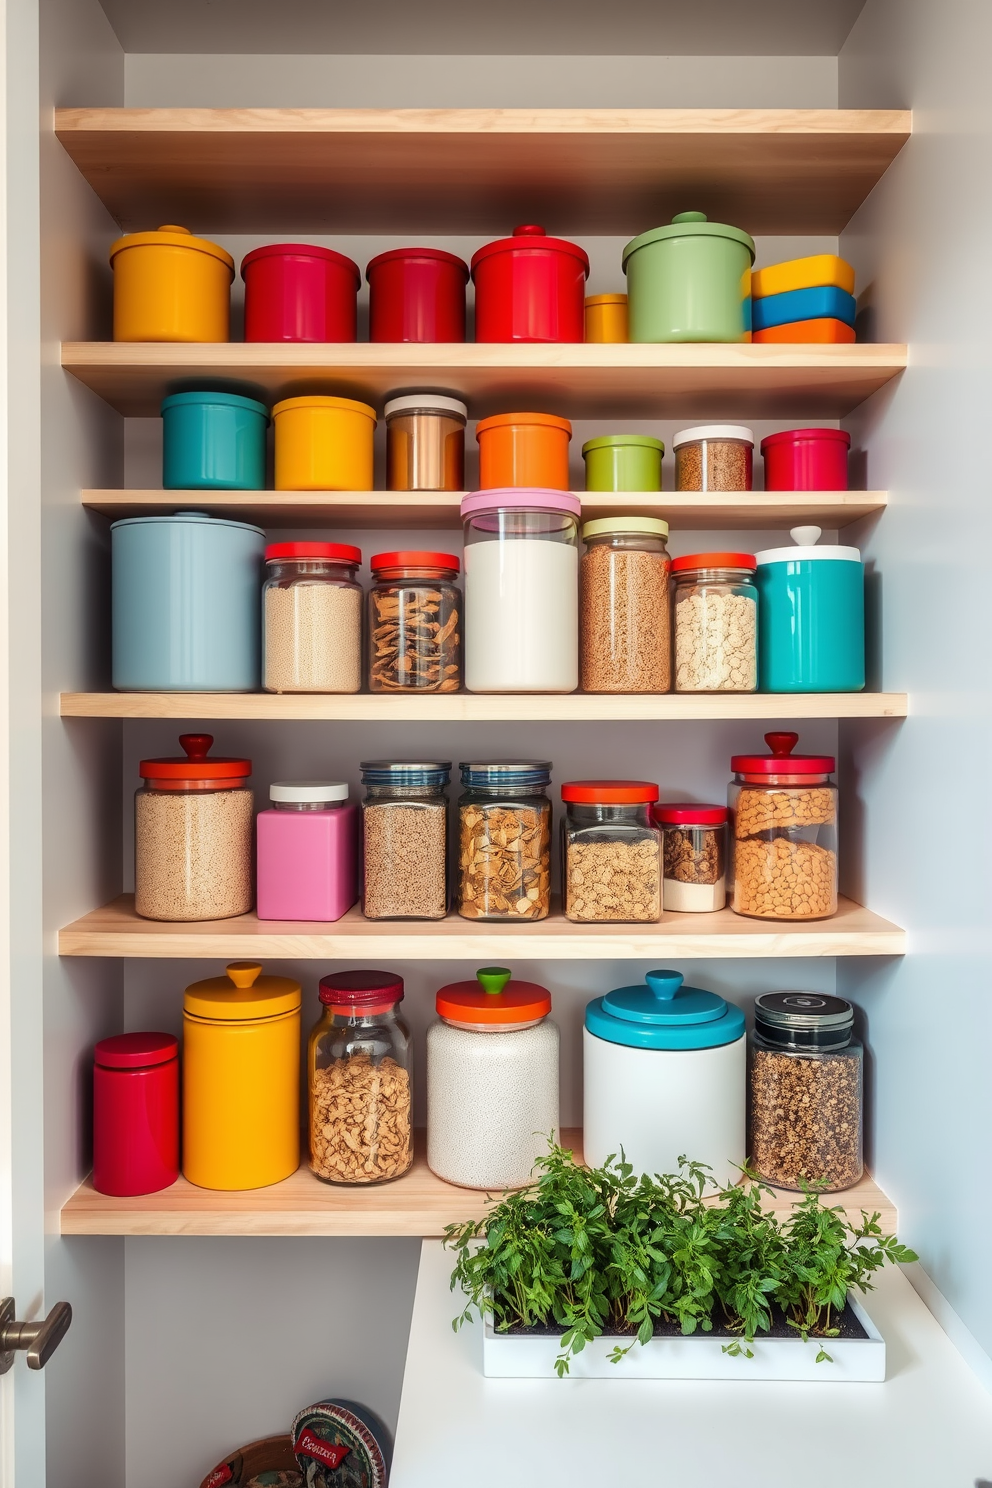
[
  {"x1": 256, "y1": 781, "x2": 359, "y2": 921},
  {"x1": 760, "y1": 428, "x2": 851, "y2": 491}
]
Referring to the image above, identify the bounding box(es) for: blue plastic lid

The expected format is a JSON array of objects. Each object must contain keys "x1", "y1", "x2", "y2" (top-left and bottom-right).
[
  {"x1": 460, "y1": 760, "x2": 552, "y2": 789},
  {"x1": 110, "y1": 512, "x2": 265, "y2": 536},
  {"x1": 360, "y1": 759, "x2": 451, "y2": 788},
  {"x1": 585, "y1": 969, "x2": 745, "y2": 1050},
  {"x1": 160, "y1": 390, "x2": 269, "y2": 419}
]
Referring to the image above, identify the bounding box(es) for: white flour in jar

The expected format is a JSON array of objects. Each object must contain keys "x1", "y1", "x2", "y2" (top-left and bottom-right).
[{"x1": 464, "y1": 537, "x2": 577, "y2": 692}]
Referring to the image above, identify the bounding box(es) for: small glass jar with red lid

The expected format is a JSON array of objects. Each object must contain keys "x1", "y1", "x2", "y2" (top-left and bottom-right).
[
  {"x1": 93, "y1": 1032, "x2": 179, "y2": 1195},
  {"x1": 561, "y1": 780, "x2": 662, "y2": 923},
  {"x1": 653, "y1": 803, "x2": 729, "y2": 912},
  {"x1": 367, "y1": 550, "x2": 461, "y2": 693},
  {"x1": 135, "y1": 733, "x2": 253, "y2": 922},
  {"x1": 262, "y1": 540, "x2": 363, "y2": 694},
  {"x1": 729, "y1": 732, "x2": 838, "y2": 920},
  {"x1": 308, "y1": 970, "x2": 413, "y2": 1185}
]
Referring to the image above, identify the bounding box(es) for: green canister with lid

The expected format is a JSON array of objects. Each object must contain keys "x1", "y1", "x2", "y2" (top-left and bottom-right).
[
  {"x1": 582, "y1": 434, "x2": 664, "y2": 491},
  {"x1": 622, "y1": 211, "x2": 755, "y2": 343}
]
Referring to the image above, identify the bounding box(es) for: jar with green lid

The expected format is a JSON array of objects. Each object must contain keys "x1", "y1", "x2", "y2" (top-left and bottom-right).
[
  {"x1": 622, "y1": 211, "x2": 755, "y2": 344},
  {"x1": 580, "y1": 517, "x2": 671, "y2": 693},
  {"x1": 581, "y1": 434, "x2": 664, "y2": 492}
]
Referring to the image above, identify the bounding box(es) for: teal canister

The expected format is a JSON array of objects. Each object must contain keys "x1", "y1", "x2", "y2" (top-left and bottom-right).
[
  {"x1": 755, "y1": 526, "x2": 865, "y2": 692},
  {"x1": 622, "y1": 211, "x2": 755, "y2": 343},
  {"x1": 162, "y1": 391, "x2": 268, "y2": 490},
  {"x1": 112, "y1": 512, "x2": 265, "y2": 691},
  {"x1": 582, "y1": 434, "x2": 664, "y2": 492}
]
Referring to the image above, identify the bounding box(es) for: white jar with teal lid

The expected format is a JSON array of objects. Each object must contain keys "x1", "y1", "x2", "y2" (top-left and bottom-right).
[
  {"x1": 622, "y1": 211, "x2": 755, "y2": 344},
  {"x1": 755, "y1": 526, "x2": 865, "y2": 692},
  {"x1": 583, "y1": 969, "x2": 745, "y2": 1191}
]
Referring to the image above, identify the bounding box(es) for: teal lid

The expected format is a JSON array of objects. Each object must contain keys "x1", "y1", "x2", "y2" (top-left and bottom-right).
[
  {"x1": 161, "y1": 390, "x2": 269, "y2": 419},
  {"x1": 585, "y1": 969, "x2": 745, "y2": 1050},
  {"x1": 622, "y1": 212, "x2": 756, "y2": 271}
]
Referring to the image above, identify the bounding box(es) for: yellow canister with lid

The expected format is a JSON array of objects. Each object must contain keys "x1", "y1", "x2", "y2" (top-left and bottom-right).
[
  {"x1": 183, "y1": 962, "x2": 301, "y2": 1189},
  {"x1": 584, "y1": 293, "x2": 628, "y2": 343},
  {"x1": 110, "y1": 225, "x2": 235, "y2": 342},
  {"x1": 273, "y1": 395, "x2": 378, "y2": 491}
]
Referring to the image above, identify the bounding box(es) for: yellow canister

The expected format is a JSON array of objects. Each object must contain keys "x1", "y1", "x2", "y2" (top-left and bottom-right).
[
  {"x1": 183, "y1": 962, "x2": 301, "y2": 1190},
  {"x1": 273, "y1": 395, "x2": 377, "y2": 491},
  {"x1": 110, "y1": 224, "x2": 234, "y2": 343},
  {"x1": 584, "y1": 293, "x2": 628, "y2": 343}
]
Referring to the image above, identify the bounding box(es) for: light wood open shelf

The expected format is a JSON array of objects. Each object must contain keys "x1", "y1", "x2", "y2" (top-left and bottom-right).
[
  {"x1": 58, "y1": 894, "x2": 905, "y2": 961},
  {"x1": 61, "y1": 342, "x2": 909, "y2": 420},
  {"x1": 53, "y1": 107, "x2": 911, "y2": 236},
  {"x1": 59, "y1": 1130, "x2": 897, "y2": 1237},
  {"x1": 82, "y1": 488, "x2": 888, "y2": 532}
]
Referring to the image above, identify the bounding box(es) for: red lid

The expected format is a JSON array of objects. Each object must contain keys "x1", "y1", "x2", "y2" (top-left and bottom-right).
[
  {"x1": 436, "y1": 967, "x2": 551, "y2": 1026},
  {"x1": 94, "y1": 1031, "x2": 178, "y2": 1069},
  {"x1": 365, "y1": 246, "x2": 469, "y2": 280},
  {"x1": 671, "y1": 551, "x2": 756, "y2": 572},
  {"x1": 265, "y1": 541, "x2": 362, "y2": 564},
  {"x1": 653, "y1": 802, "x2": 729, "y2": 825},
  {"x1": 139, "y1": 734, "x2": 251, "y2": 782},
  {"x1": 471, "y1": 225, "x2": 590, "y2": 275},
  {"x1": 760, "y1": 428, "x2": 852, "y2": 453},
  {"x1": 730, "y1": 731, "x2": 836, "y2": 775},
  {"x1": 240, "y1": 242, "x2": 361, "y2": 285},
  {"x1": 371, "y1": 550, "x2": 460, "y2": 573},
  {"x1": 319, "y1": 969, "x2": 404, "y2": 1007},
  {"x1": 561, "y1": 780, "x2": 659, "y2": 805}
]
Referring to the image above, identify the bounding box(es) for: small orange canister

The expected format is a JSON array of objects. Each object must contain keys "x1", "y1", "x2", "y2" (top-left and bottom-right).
[
  {"x1": 476, "y1": 411, "x2": 572, "y2": 490},
  {"x1": 585, "y1": 293, "x2": 628, "y2": 343},
  {"x1": 110, "y1": 225, "x2": 234, "y2": 342},
  {"x1": 273, "y1": 395, "x2": 377, "y2": 491},
  {"x1": 183, "y1": 962, "x2": 301, "y2": 1190}
]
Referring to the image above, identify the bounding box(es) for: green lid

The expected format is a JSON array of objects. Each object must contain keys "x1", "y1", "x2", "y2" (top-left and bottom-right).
[
  {"x1": 581, "y1": 435, "x2": 665, "y2": 455},
  {"x1": 622, "y1": 212, "x2": 756, "y2": 270},
  {"x1": 581, "y1": 516, "x2": 669, "y2": 540}
]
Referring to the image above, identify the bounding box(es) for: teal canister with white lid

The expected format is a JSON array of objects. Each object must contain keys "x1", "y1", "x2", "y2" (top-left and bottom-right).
[
  {"x1": 755, "y1": 525, "x2": 865, "y2": 692},
  {"x1": 622, "y1": 211, "x2": 755, "y2": 344}
]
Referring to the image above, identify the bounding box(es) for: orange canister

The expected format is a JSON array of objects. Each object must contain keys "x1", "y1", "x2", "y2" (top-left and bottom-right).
[
  {"x1": 476, "y1": 412, "x2": 572, "y2": 490},
  {"x1": 585, "y1": 294, "x2": 628, "y2": 343},
  {"x1": 110, "y1": 225, "x2": 234, "y2": 342},
  {"x1": 273, "y1": 395, "x2": 377, "y2": 491},
  {"x1": 183, "y1": 962, "x2": 301, "y2": 1190}
]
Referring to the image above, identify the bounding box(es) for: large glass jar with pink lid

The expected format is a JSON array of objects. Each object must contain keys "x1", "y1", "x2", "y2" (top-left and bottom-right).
[{"x1": 461, "y1": 487, "x2": 580, "y2": 693}]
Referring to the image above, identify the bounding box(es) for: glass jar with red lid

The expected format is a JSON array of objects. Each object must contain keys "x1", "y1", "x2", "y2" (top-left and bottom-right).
[
  {"x1": 135, "y1": 733, "x2": 253, "y2": 922},
  {"x1": 672, "y1": 552, "x2": 758, "y2": 693},
  {"x1": 561, "y1": 780, "x2": 662, "y2": 923},
  {"x1": 471, "y1": 225, "x2": 589, "y2": 343},
  {"x1": 729, "y1": 732, "x2": 838, "y2": 920},
  {"x1": 367, "y1": 550, "x2": 461, "y2": 693},
  {"x1": 309, "y1": 970, "x2": 413, "y2": 1185},
  {"x1": 653, "y1": 803, "x2": 729, "y2": 912},
  {"x1": 262, "y1": 540, "x2": 363, "y2": 694},
  {"x1": 93, "y1": 1032, "x2": 179, "y2": 1195}
]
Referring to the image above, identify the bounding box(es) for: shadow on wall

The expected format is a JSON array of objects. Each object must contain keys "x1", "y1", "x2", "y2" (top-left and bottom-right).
[{"x1": 838, "y1": 715, "x2": 901, "y2": 908}]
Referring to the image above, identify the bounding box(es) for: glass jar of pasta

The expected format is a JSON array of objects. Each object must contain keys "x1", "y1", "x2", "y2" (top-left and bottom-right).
[
  {"x1": 367, "y1": 550, "x2": 461, "y2": 693},
  {"x1": 457, "y1": 761, "x2": 552, "y2": 921}
]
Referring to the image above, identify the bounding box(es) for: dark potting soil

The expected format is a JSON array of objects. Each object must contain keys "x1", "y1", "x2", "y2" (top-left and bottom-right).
[{"x1": 500, "y1": 1299, "x2": 869, "y2": 1342}]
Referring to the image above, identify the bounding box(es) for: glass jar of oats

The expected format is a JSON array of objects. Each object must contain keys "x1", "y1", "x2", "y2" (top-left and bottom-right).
[
  {"x1": 561, "y1": 780, "x2": 662, "y2": 923},
  {"x1": 134, "y1": 734, "x2": 253, "y2": 922},
  {"x1": 360, "y1": 760, "x2": 451, "y2": 920},
  {"x1": 672, "y1": 552, "x2": 758, "y2": 692},
  {"x1": 262, "y1": 540, "x2": 363, "y2": 693},
  {"x1": 457, "y1": 761, "x2": 552, "y2": 921}
]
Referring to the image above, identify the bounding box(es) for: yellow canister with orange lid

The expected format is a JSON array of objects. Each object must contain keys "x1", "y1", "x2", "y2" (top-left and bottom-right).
[
  {"x1": 584, "y1": 293, "x2": 628, "y2": 343},
  {"x1": 109, "y1": 225, "x2": 234, "y2": 342},
  {"x1": 273, "y1": 395, "x2": 377, "y2": 491},
  {"x1": 475, "y1": 411, "x2": 572, "y2": 490},
  {"x1": 183, "y1": 962, "x2": 301, "y2": 1190}
]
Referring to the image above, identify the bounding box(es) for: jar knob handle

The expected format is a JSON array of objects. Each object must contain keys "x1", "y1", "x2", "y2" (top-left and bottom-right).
[
  {"x1": 645, "y1": 969, "x2": 684, "y2": 1003},
  {"x1": 179, "y1": 733, "x2": 213, "y2": 760},
  {"x1": 790, "y1": 525, "x2": 821, "y2": 547},
  {"x1": 764, "y1": 731, "x2": 799, "y2": 757},
  {"x1": 476, "y1": 967, "x2": 511, "y2": 996},
  {"x1": 159, "y1": 224, "x2": 191, "y2": 234},
  {"x1": 672, "y1": 210, "x2": 707, "y2": 224},
  {"x1": 513, "y1": 224, "x2": 546, "y2": 236},
  {"x1": 226, "y1": 962, "x2": 262, "y2": 989}
]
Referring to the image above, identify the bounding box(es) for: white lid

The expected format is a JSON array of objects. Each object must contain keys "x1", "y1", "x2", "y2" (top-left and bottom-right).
[
  {"x1": 755, "y1": 526, "x2": 861, "y2": 565},
  {"x1": 270, "y1": 781, "x2": 349, "y2": 802},
  {"x1": 672, "y1": 424, "x2": 754, "y2": 448},
  {"x1": 384, "y1": 393, "x2": 468, "y2": 420}
]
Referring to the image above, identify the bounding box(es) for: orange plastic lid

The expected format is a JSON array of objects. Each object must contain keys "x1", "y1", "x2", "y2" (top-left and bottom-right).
[
  {"x1": 671, "y1": 552, "x2": 756, "y2": 572},
  {"x1": 109, "y1": 224, "x2": 235, "y2": 273},
  {"x1": 139, "y1": 733, "x2": 250, "y2": 782},
  {"x1": 436, "y1": 967, "x2": 551, "y2": 1026},
  {"x1": 184, "y1": 963, "x2": 301, "y2": 1020},
  {"x1": 475, "y1": 411, "x2": 572, "y2": 436},
  {"x1": 561, "y1": 780, "x2": 659, "y2": 804}
]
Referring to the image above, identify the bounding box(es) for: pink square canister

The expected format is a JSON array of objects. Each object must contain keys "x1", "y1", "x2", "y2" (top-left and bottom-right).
[{"x1": 256, "y1": 781, "x2": 358, "y2": 921}]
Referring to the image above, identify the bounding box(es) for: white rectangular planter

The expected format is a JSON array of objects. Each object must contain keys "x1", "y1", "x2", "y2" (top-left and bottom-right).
[{"x1": 482, "y1": 1295, "x2": 885, "y2": 1382}]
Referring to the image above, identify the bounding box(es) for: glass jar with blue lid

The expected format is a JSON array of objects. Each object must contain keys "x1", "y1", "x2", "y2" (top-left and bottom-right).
[
  {"x1": 360, "y1": 760, "x2": 451, "y2": 921},
  {"x1": 583, "y1": 969, "x2": 745, "y2": 1190},
  {"x1": 755, "y1": 525, "x2": 865, "y2": 692},
  {"x1": 458, "y1": 761, "x2": 552, "y2": 921}
]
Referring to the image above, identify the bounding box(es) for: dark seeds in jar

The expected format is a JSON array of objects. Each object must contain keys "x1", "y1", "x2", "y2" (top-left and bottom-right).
[{"x1": 749, "y1": 1045, "x2": 862, "y2": 1190}]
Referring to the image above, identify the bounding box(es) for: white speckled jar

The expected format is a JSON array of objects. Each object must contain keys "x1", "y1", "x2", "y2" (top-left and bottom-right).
[{"x1": 427, "y1": 967, "x2": 559, "y2": 1190}]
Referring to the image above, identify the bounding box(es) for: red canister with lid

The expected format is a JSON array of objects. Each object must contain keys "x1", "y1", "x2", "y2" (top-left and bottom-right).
[
  {"x1": 472, "y1": 225, "x2": 590, "y2": 343},
  {"x1": 760, "y1": 428, "x2": 851, "y2": 491},
  {"x1": 241, "y1": 243, "x2": 360, "y2": 342},
  {"x1": 366, "y1": 247, "x2": 469, "y2": 342},
  {"x1": 93, "y1": 1032, "x2": 180, "y2": 1195}
]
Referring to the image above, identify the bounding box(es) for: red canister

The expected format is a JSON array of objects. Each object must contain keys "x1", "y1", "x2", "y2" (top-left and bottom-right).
[
  {"x1": 760, "y1": 428, "x2": 851, "y2": 491},
  {"x1": 93, "y1": 1032, "x2": 180, "y2": 1196},
  {"x1": 241, "y1": 243, "x2": 360, "y2": 342},
  {"x1": 472, "y1": 225, "x2": 589, "y2": 343},
  {"x1": 366, "y1": 247, "x2": 468, "y2": 342}
]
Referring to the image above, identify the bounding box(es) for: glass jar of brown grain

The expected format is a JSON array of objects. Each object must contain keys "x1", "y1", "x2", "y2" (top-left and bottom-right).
[
  {"x1": 579, "y1": 517, "x2": 671, "y2": 693},
  {"x1": 360, "y1": 760, "x2": 451, "y2": 920},
  {"x1": 673, "y1": 425, "x2": 754, "y2": 492}
]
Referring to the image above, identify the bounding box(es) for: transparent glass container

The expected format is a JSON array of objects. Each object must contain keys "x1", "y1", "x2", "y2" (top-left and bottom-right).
[
  {"x1": 262, "y1": 541, "x2": 362, "y2": 693},
  {"x1": 360, "y1": 760, "x2": 451, "y2": 920},
  {"x1": 673, "y1": 425, "x2": 754, "y2": 492},
  {"x1": 749, "y1": 991, "x2": 863, "y2": 1191},
  {"x1": 309, "y1": 971, "x2": 413, "y2": 1185},
  {"x1": 653, "y1": 803, "x2": 728, "y2": 913},
  {"x1": 367, "y1": 551, "x2": 461, "y2": 693},
  {"x1": 672, "y1": 553, "x2": 758, "y2": 692},
  {"x1": 457, "y1": 761, "x2": 552, "y2": 921},
  {"x1": 561, "y1": 784, "x2": 661, "y2": 923},
  {"x1": 579, "y1": 519, "x2": 671, "y2": 693}
]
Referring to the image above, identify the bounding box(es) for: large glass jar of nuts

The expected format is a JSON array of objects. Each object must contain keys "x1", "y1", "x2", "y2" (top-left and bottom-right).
[
  {"x1": 457, "y1": 761, "x2": 552, "y2": 921},
  {"x1": 367, "y1": 550, "x2": 461, "y2": 693},
  {"x1": 579, "y1": 517, "x2": 671, "y2": 694},
  {"x1": 262, "y1": 540, "x2": 363, "y2": 694},
  {"x1": 309, "y1": 970, "x2": 413, "y2": 1186},
  {"x1": 360, "y1": 760, "x2": 451, "y2": 920},
  {"x1": 729, "y1": 732, "x2": 838, "y2": 920},
  {"x1": 749, "y1": 991, "x2": 863, "y2": 1191},
  {"x1": 672, "y1": 552, "x2": 758, "y2": 692},
  {"x1": 561, "y1": 781, "x2": 662, "y2": 923}
]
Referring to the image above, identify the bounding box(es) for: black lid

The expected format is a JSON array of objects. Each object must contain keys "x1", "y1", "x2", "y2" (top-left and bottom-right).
[{"x1": 754, "y1": 991, "x2": 854, "y2": 1051}]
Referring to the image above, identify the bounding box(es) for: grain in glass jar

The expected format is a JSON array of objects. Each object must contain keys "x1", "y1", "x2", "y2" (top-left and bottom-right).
[
  {"x1": 384, "y1": 393, "x2": 467, "y2": 491},
  {"x1": 368, "y1": 550, "x2": 461, "y2": 692},
  {"x1": 134, "y1": 733, "x2": 253, "y2": 922},
  {"x1": 579, "y1": 517, "x2": 671, "y2": 693},
  {"x1": 458, "y1": 761, "x2": 552, "y2": 921},
  {"x1": 262, "y1": 540, "x2": 362, "y2": 694},
  {"x1": 672, "y1": 552, "x2": 758, "y2": 692},
  {"x1": 749, "y1": 991, "x2": 863, "y2": 1191},
  {"x1": 729, "y1": 732, "x2": 838, "y2": 920},
  {"x1": 653, "y1": 803, "x2": 728, "y2": 912},
  {"x1": 561, "y1": 780, "x2": 661, "y2": 923},
  {"x1": 360, "y1": 760, "x2": 451, "y2": 920},
  {"x1": 309, "y1": 970, "x2": 412, "y2": 1185},
  {"x1": 673, "y1": 424, "x2": 754, "y2": 491}
]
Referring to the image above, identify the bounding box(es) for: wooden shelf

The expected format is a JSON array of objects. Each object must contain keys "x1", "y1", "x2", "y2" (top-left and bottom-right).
[
  {"x1": 59, "y1": 1130, "x2": 897, "y2": 1237},
  {"x1": 53, "y1": 107, "x2": 911, "y2": 236},
  {"x1": 82, "y1": 488, "x2": 889, "y2": 532},
  {"x1": 61, "y1": 342, "x2": 909, "y2": 420},
  {"x1": 58, "y1": 894, "x2": 905, "y2": 961}
]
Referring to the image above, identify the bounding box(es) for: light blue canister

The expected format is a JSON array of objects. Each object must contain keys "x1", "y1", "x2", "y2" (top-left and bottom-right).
[
  {"x1": 112, "y1": 512, "x2": 265, "y2": 691},
  {"x1": 161, "y1": 390, "x2": 268, "y2": 491},
  {"x1": 755, "y1": 525, "x2": 864, "y2": 692}
]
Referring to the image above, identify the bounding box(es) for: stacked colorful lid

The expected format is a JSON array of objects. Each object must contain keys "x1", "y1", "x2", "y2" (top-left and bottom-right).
[{"x1": 750, "y1": 254, "x2": 857, "y2": 344}]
